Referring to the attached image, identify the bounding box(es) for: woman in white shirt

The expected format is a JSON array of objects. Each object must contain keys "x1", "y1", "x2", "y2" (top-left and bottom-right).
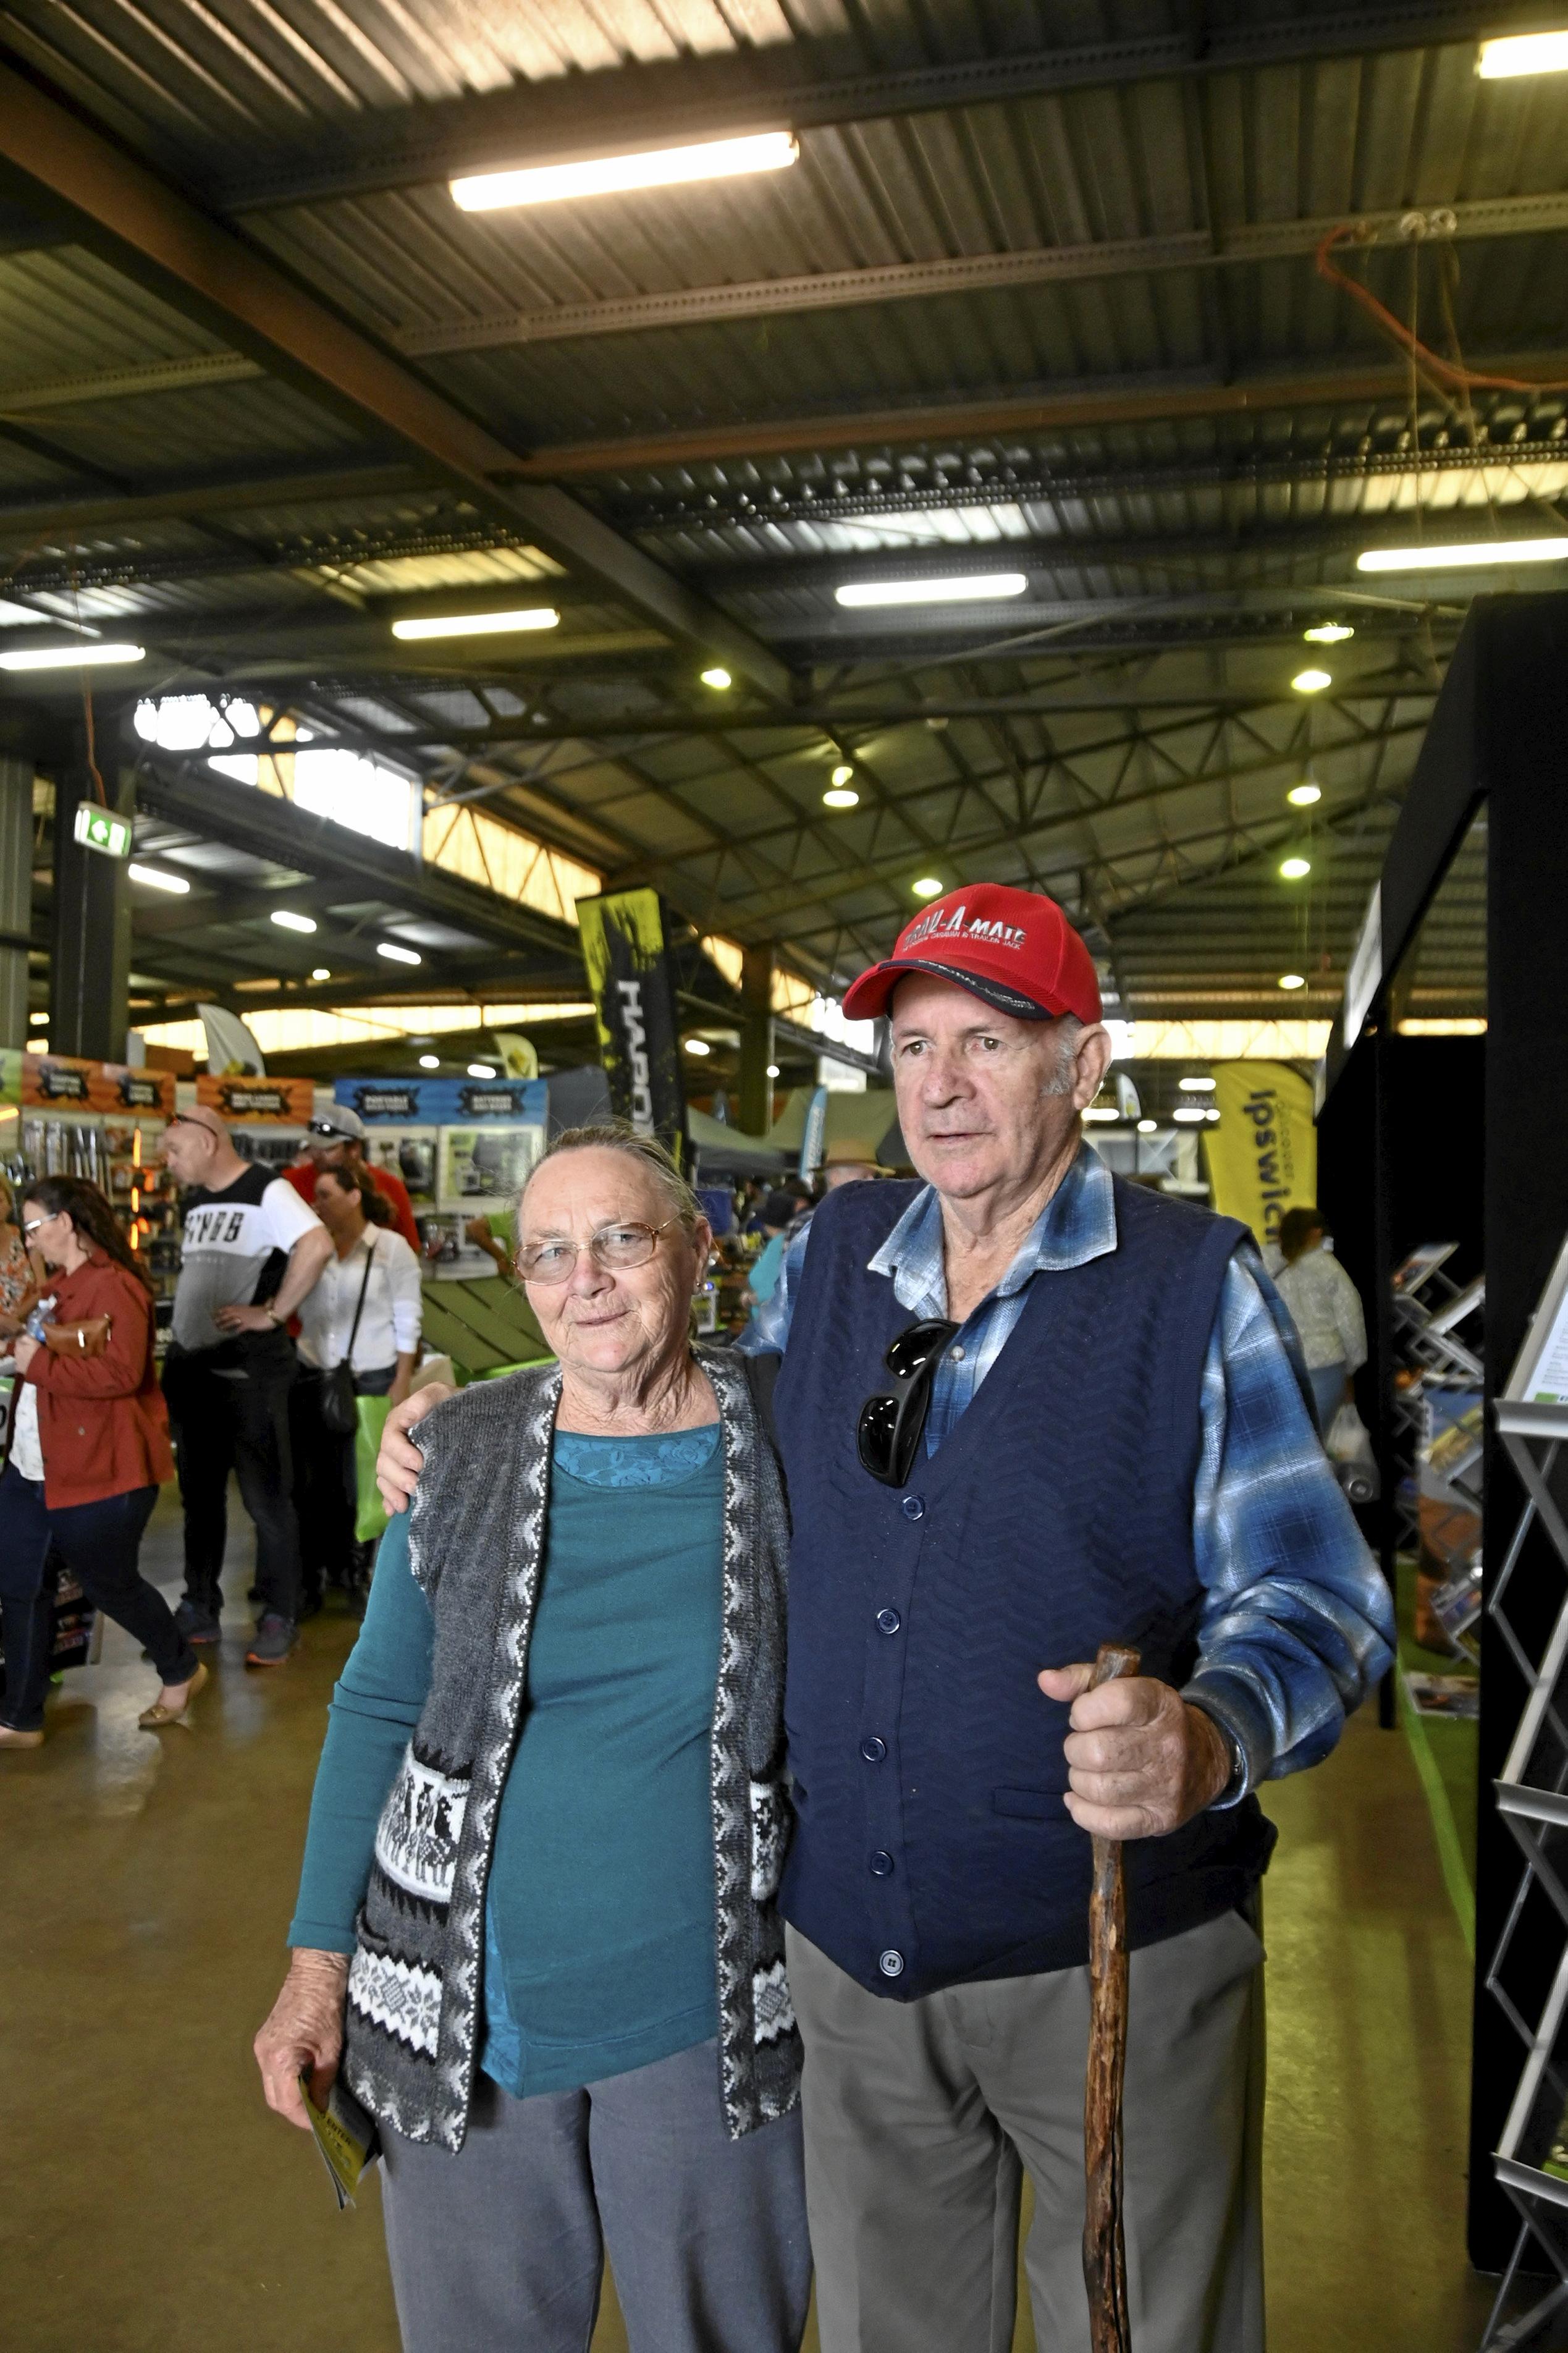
[
  {"x1": 291, "y1": 1167, "x2": 422, "y2": 1615},
  {"x1": 1274, "y1": 1205, "x2": 1368, "y2": 1432}
]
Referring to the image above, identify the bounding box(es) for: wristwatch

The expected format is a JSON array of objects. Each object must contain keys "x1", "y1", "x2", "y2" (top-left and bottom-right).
[{"x1": 264, "y1": 1307, "x2": 282, "y2": 1327}]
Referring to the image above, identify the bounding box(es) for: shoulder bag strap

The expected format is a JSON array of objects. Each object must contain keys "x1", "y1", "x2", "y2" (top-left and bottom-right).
[{"x1": 342, "y1": 1236, "x2": 377, "y2": 1367}]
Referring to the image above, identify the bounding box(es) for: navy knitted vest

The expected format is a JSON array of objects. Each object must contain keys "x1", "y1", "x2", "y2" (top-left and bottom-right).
[{"x1": 772, "y1": 1170, "x2": 1275, "y2": 2000}]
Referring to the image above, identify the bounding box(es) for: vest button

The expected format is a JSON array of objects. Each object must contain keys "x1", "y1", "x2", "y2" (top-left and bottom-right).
[
  {"x1": 860, "y1": 1736, "x2": 887, "y2": 1762},
  {"x1": 901, "y1": 1493, "x2": 925, "y2": 1521},
  {"x1": 869, "y1": 1849, "x2": 895, "y2": 1878},
  {"x1": 875, "y1": 1608, "x2": 901, "y2": 1635},
  {"x1": 879, "y1": 1948, "x2": 905, "y2": 1978}
]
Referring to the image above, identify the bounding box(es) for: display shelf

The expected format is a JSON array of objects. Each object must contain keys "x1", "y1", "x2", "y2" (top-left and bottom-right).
[{"x1": 1481, "y1": 1329, "x2": 1568, "y2": 2346}]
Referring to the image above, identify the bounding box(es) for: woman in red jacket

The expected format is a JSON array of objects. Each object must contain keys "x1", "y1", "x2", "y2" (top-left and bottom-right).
[{"x1": 0, "y1": 1176, "x2": 204, "y2": 1751}]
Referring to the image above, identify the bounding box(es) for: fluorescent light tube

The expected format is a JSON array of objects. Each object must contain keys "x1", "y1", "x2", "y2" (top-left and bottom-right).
[
  {"x1": 378, "y1": 942, "x2": 422, "y2": 965},
  {"x1": 836, "y1": 574, "x2": 1028, "y2": 608},
  {"x1": 391, "y1": 607, "x2": 560, "y2": 641},
  {"x1": 1357, "y1": 538, "x2": 1568, "y2": 572},
  {"x1": 128, "y1": 863, "x2": 190, "y2": 894},
  {"x1": 1477, "y1": 32, "x2": 1568, "y2": 75},
  {"x1": 452, "y1": 132, "x2": 798, "y2": 213},
  {"x1": 271, "y1": 910, "x2": 318, "y2": 934},
  {"x1": 467, "y1": 1063, "x2": 496, "y2": 1078},
  {"x1": 0, "y1": 640, "x2": 144, "y2": 670}
]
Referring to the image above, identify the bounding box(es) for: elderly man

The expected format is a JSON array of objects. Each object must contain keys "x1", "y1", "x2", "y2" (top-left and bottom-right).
[
  {"x1": 377, "y1": 883, "x2": 1393, "y2": 2353},
  {"x1": 161, "y1": 1106, "x2": 334, "y2": 1665},
  {"x1": 284, "y1": 1103, "x2": 421, "y2": 1248}
]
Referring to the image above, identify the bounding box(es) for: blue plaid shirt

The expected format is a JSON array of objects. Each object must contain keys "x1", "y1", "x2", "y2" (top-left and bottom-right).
[{"x1": 740, "y1": 1147, "x2": 1394, "y2": 1798}]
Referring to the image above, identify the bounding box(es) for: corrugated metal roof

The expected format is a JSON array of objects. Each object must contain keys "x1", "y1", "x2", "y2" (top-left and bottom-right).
[{"x1": 1, "y1": 1, "x2": 1554, "y2": 1018}]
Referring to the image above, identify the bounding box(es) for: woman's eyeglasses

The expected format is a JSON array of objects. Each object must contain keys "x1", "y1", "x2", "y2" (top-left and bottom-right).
[
  {"x1": 517, "y1": 1219, "x2": 680, "y2": 1284},
  {"x1": 857, "y1": 1317, "x2": 958, "y2": 1488}
]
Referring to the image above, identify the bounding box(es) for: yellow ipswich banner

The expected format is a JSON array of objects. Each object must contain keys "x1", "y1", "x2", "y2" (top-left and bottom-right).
[{"x1": 1203, "y1": 1062, "x2": 1317, "y2": 1256}]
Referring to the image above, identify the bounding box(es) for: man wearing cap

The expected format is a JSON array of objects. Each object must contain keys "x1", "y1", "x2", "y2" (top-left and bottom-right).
[
  {"x1": 161, "y1": 1106, "x2": 334, "y2": 1666},
  {"x1": 285, "y1": 1105, "x2": 421, "y2": 1250},
  {"x1": 374, "y1": 882, "x2": 1393, "y2": 2352}
]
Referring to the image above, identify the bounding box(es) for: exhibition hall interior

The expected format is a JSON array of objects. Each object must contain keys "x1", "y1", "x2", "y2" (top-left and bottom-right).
[{"x1": 1, "y1": 3, "x2": 1567, "y2": 2348}]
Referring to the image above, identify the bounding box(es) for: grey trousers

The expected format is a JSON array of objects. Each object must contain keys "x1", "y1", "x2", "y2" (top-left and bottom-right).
[
  {"x1": 379, "y1": 2038, "x2": 812, "y2": 2353},
  {"x1": 787, "y1": 1907, "x2": 1267, "y2": 2353}
]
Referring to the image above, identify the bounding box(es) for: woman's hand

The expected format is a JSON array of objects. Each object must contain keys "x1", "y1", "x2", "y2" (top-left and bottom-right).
[
  {"x1": 255, "y1": 1949, "x2": 350, "y2": 2130},
  {"x1": 376, "y1": 1383, "x2": 452, "y2": 1511},
  {"x1": 12, "y1": 1333, "x2": 38, "y2": 1374}
]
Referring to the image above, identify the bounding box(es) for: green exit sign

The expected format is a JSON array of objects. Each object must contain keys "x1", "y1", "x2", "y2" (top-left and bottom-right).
[{"x1": 73, "y1": 803, "x2": 132, "y2": 860}]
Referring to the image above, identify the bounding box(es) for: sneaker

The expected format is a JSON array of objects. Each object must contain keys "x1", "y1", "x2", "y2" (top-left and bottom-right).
[
  {"x1": 174, "y1": 1600, "x2": 222, "y2": 1645},
  {"x1": 245, "y1": 1613, "x2": 297, "y2": 1668}
]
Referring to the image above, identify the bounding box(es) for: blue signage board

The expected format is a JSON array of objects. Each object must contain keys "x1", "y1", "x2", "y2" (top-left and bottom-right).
[{"x1": 334, "y1": 1076, "x2": 548, "y2": 1126}]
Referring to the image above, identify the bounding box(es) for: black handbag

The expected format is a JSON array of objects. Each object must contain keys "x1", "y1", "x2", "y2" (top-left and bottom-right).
[{"x1": 319, "y1": 1242, "x2": 377, "y2": 1437}]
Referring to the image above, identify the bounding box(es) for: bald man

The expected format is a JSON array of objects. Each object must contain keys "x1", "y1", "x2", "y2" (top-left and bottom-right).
[{"x1": 160, "y1": 1107, "x2": 333, "y2": 1665}]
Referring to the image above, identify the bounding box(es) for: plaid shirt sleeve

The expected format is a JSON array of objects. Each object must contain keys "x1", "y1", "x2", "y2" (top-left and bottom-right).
[{"x1": 1185, "y1": 1248, "x2": 1396, "y2": 1801}]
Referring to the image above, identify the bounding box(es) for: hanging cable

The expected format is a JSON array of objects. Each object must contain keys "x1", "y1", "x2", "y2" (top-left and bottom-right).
[{"x1": 1314, "y1": 223, "x2": 1568, "y2": 394}]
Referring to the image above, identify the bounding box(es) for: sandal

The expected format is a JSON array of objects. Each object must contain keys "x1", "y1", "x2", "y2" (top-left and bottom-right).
[{"x1": 139, "y1": 1659, "x2": 209, "y2": 1730}]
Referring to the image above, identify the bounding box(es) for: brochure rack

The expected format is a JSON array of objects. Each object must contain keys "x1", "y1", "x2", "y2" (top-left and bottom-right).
[{"x1": 1482, "y1": 1236, "x2": 1568, "y2": 2346}]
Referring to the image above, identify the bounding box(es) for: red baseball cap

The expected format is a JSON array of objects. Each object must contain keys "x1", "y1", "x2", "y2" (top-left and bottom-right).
[{"x1": 841, "y1": 884, "x2": 1103, "y2": 1027}]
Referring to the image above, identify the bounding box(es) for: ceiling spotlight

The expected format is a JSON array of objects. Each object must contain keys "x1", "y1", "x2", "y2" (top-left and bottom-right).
[
  {"x1": 311, "y1": 966, "x2": 331, "y2": 981},
  {"x1": 391, "y1": 607, "x2": 558, "y2": 641},
  {"x1": 1173, "y1": 1107, "x2": 1207, "y2": 1123},
  {"x1": 1304, "y1": 622, "x2": 1355, "y2": 644},
  {"x1": 418, "y1": 1054, "x2": 440, "y2": 1070},
  {"x1": 700, "y1": 666, "x2": 733, "y2": 690},
  {"x1": 685, "y1": 1037, "x2": 711, "y2": 1056},
  {"x1": 766, "y1": 1063, "x2": 780, "y2": 1078},
  {"x1": 911, "y1": 876, "x2": 945, "y2": 898},
  {"x1": 1357, "y1": 538, "x2": 1568, "y2": 573},
  {"x1": 271, "y1": 909, "x2": 318, "y2": 934},
  {"x1": 1278, "y1": 973, "x2": 1307, "y2": 991},
  {"x1": 1178, "y1": 1075, "x2": 1216, "y2": 1092},
  {"x1": 450, "y1": 131, "x2": 799, "y2": 213},
  {"x1": 378, "y1": 942, "x2": 422, "y2": 965},
  {"x1": 1477, "y1": 32, "x2": 1568, "y2": 75},
  {"x1": 1279, "y1": 856, "x2": 1312, "y2": 881},
  {"x1": 822, "y1": 786, "x2": 860, "y2": 808},
  {"x1": 1292, "y1": 668, "x2": 1332, "y2": 694},
  {"x1": 1082, "y1": 1105, "x2": 1120, "y2": 1123},
  {"x1": 0, "y1": 640, "x2": 145, "y2": 671},
  {"x1": 1287, "y1": 781, "x2": 1322, "y2": 808},
  {"x1": 836, "y1": 573, "x2": 1027, "y2": 608},
  {"x1": 127, "y1": 862, "x2": 190, "y2": 895},
  {"x1": 830, "y1": 763, "x2": 854, "y2": 786},
  {"x1": 467, "y1": 1062, "x2": 496, "y2": 1079},
  {"x1": 1136, "y1": 1117, "x2": 1157, "y2": 1134}
]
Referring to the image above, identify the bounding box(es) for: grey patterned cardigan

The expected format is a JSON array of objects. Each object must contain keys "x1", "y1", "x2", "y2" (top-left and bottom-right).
[{"x1": 339, "y1": 1346, "x2": 801, "y2": 2153}]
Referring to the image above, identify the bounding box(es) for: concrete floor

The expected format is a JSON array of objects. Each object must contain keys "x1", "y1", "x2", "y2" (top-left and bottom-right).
[{"x1": 0, "y1": 1490, "x2": 1501, "y2": 2351}]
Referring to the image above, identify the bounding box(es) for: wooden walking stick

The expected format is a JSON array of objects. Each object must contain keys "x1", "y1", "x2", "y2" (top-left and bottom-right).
[{"x1": 1082, "y1": 1641, "x2": 1141, "y2": 2353}]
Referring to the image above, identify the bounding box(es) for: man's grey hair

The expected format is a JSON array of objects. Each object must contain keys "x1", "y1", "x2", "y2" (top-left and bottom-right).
[
  {"x1": 520, "y1": 1121, "x2": 704, "y2": 1234},
  {"x1": 1042, "y1": 1013, "x2": 1085, "y2": 1097}
]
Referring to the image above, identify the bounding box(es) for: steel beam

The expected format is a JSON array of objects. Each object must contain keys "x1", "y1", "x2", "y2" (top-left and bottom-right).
[
  {"x1": 398, "y1": 195, "x2": 1568, "y2": 360},
  {"x1": 0, "y1": 54, "x2": 791, "y2": 701},
  {"x1": 314, "y1": 685, "x2": 1439, "y2": 751},
  {"x1": 508, "y1": 352, "x2": 1568, "y2": 479},
  {"x1": 0, "y1": 461, "x2": 428, "y2": 539},
  {"x1": 211, "y1": 6, "x2": 1530, "y2": 214},
  {"x1": 130, "y1": 757, "x2": 578, "y2": 961}
]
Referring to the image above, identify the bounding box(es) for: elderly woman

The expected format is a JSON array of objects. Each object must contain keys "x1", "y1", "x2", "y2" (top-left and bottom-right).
[{"x1": 255, "y1": 1125, "x2": 807, "y2": 2353}]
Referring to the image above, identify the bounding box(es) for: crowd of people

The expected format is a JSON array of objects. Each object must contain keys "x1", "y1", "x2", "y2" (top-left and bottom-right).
[
  {"x1": 2, "y1": 878, "x2": 1389, "y2": 2353},
  {"x1": 0, "y1": 1101, "x2": 427, "y2": 1740}
]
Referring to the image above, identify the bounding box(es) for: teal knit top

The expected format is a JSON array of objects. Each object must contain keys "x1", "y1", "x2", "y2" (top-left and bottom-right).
[{"x1": 290, "y1": 1423, "x2": 724, "y2": 2098}]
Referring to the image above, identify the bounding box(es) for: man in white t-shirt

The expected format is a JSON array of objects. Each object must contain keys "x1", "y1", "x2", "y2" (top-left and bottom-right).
[{"x1": 161, "y1": 1107, "x2": 334, "y2": 1665}]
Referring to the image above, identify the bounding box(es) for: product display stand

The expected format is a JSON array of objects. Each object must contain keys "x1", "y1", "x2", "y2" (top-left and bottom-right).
[{"x1": 1481, "y1": 1239, "x2": 1568, "y2": 2346}]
